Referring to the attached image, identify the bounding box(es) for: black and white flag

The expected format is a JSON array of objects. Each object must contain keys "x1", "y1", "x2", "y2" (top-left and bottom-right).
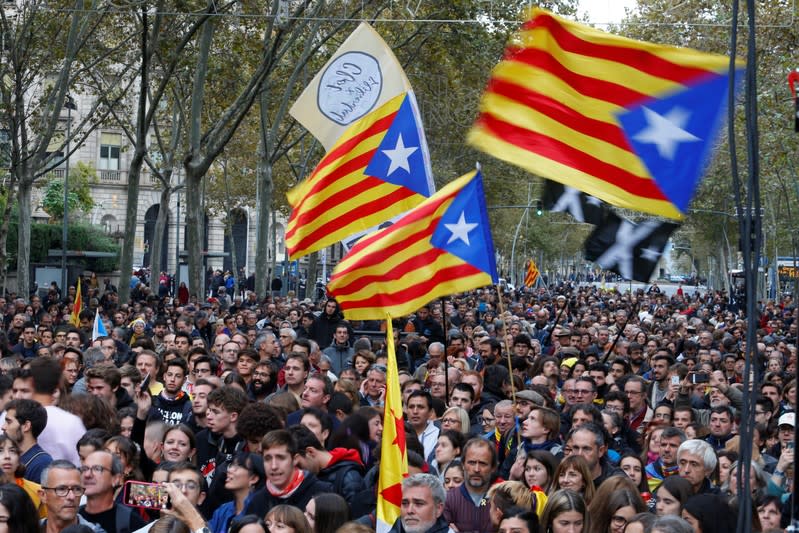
[
  {"x1": 584, "y1": 212, "x2": 679, "y2": 282},
  {"x1": 542, "y1": 180, "x2": 607, "y2": 226}
]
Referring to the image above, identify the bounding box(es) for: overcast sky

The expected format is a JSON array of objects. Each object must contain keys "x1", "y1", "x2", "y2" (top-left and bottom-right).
[{"x1": 577, "y1": 0, "x2": 638, "y2": 24}]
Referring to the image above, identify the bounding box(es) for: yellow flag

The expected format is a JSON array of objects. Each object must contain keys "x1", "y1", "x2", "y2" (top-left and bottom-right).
[
  {"x1": 376, "y1": 315, "x2": 408, "y2": 533},
  {"x1": 70, "y1": 277, "x2": 82, "y2": 327},
  {"x1": 290, "y1": 22, "x2": 411, "y2": 151}
]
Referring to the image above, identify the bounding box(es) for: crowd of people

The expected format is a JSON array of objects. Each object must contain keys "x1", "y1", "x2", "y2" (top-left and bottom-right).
[{"x1": 0, "y1": 277, "x2": 793, "y2": 533}]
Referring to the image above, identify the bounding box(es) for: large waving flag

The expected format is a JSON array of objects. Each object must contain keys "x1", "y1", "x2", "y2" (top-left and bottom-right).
[
  {"x1": 375, "y1": 317, "x2": 408, "y2": 533},
  {"x1": 468, "y1": 8, "x2": 743, "y2": 220},
  {"x1": 328, "y1": 170, "x2": 498, "y2": 320},
  {"x1": 69, "y1": 278, "x2": 82, "y2": 327},
  {"x1": 524, "y1": 258, "x2": 540, "y2": 288},
  {"x1": 286, "y1": 24, "x2": 433, "y2": 260}
]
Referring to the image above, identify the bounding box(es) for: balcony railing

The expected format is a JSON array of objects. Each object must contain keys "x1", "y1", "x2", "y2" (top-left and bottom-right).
[{"x1": 39, "y1": 167, "x2": 166, "y2": 187}]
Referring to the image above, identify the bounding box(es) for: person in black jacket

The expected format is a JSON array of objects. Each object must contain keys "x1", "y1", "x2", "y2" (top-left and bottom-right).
[
  {"x1": 311, "y1": 299, "x2": 348, "y2": 348},
  {"x1": 148, "y1": 358, "x2": 192, "y2": 426},
  {"x1": 245, "y1": 429, "x2": 332, "y2": 517},
  {"x1": 289, "y1": 424, "x2": 365, "y2": 507}
]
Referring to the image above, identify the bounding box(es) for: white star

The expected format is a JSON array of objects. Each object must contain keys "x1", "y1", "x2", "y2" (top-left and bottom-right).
[
  {"x1": 586, "y1": 196, "x2": 603, "y2": 207},
  {"x1": 640, "y1": 247, "x2": 663, "y2": 262},
  {"x1": 444, "y1": 212, "x2": 478, "y2": 246},
  {"x1": 382, "y1": 134, "x2": 418, "y2": 176},
  {"x1": 632, "y1": 106, "x2": 700, "y2": 160}
]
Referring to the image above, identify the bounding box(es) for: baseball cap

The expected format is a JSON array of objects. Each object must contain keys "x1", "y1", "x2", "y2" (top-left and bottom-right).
[
  {"x1": 515, "y1": 389, "x2": 545, "y2": 406},
  {"x1": 778, "y1": 413, "x2": 795, "y2": 428}
]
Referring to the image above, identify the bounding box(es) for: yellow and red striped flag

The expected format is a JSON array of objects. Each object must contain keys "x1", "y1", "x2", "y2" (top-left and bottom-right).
[
  {"x1": 328, "y1": 170, "x2": 498, "y2": 320},
  {"x1": 286, "y1": 23, "x2": 433, "y2": 260},
  {"x1": 524, "y1": 258, "x2": 540, "y2": 287},
  {"x1": 468, "y1": 8, "x2": 743, "y2": 220},
  {"x1": 69, "y1": 277, "x2": 82, "y2": 327},
  {"x1": 376, "y1": 315, "x2": 408, "y2": 533}
]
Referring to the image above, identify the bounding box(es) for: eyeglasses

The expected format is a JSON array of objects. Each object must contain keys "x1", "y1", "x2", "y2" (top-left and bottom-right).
[
  {"x1": 79, "y1": 465, "x2": 111, "y2": 475},
  {"x1": 611, "y1": 516, "x2": 628, "y2": 527},
  {"x1": 43, "y1": 485, "x2": 86, "y2": 497},
  {"x1": 478, "y1": 416, "x2": 495, "y2": 424}
]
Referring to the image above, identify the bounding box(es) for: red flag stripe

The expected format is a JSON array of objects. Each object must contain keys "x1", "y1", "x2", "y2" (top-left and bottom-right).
[
  {"x1": 336, "y1": 263, "x2": 487, "y2": 310},
  {"x1": 335, "y1": 187, "x2": 459, "y2": 255},
  {"x1": 333, "y1": 247, "x2": 445, "y2": 294},
  {"x1": 288, "y1": 186, "x2": 419, "y2": 255},
  {"x1": 475, "y1": 113, "x2": 669, "y2": 201},
  {"x1": 486, "y1": 77, "x2": 633, "y2": 151},
  {"x1": 523, "y1": 13, "x2": 716, "y2": 83},
  {"x1": 287, "y1": 169, "x2": 383, "y2": 240},
  {"x1": 504, "y1": 46, "x2": 649, "y2": 107}
]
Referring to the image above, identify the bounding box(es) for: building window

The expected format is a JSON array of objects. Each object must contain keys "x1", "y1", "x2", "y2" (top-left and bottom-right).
[{"x1": 99, "y1": 132, "x2": 121, "y2": 170}]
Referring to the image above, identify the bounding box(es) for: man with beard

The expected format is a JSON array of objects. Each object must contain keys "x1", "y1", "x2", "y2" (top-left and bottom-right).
[
  {"x1": 248, "y1": 361, "x2": 274, "y2": 402},
  {"x1": 390, "y1": 474, "x2": 451, "y2": 533},
  {"x1": 2, "y1": 398, "x2": 52, "y2": 483},
  {"x1": 443, "y1": 438, "x2": 497, "y2": 533},
  {"x1": 628, "y1": 342, "x2": 650, "y2": 376},
  {"x1": 646, "y1": 352, "x2": 674, "y2": 408},
  {"x1": 675, "y1": 370, "x2": 743, "y2": 426}
]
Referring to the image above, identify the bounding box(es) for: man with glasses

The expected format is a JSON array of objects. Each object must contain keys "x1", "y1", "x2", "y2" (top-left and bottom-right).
[
  {"x1": 624, "y1": 376, "x2": 652, "y2": 433},
  {"x1": 40, "y1": 460, "x2": 102, "y2": 533},
  {"x1": 78, "y1": 450, "x2": 146, "y2": 532}
]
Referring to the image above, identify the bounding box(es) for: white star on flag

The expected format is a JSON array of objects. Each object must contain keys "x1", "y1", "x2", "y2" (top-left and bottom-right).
[
  {"x1": 381, "y1": 134, "x2": 418, "y2": 176},
  {"x1": 632, "y1": 106, "x2": 700, "y2": 160},
  {"x1": 444, "y1": 212, "x2": 478, "y2": 246},
  {"x1": 640, "y1": 247, "x2": 663, "y2": 262}
]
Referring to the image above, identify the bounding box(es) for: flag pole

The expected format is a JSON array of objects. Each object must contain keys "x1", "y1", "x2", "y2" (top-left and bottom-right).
[{"x1": 441, "y1": 297, "x2": 449, "y2": 399}]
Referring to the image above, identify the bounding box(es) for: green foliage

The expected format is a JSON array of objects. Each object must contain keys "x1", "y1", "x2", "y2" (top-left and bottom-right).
[
  {"x1": 6, "y1": 221, "x2": 119, "y2": 272},
  {"x1": 40, "y1": 162, "x2": 96, "y2": 221}
]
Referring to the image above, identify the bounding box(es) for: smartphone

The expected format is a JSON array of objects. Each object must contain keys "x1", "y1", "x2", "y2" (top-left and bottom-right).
[
  {"x1": 124, "y1": 481, "x2": 170, "y2": 510},
  {"x1": 671, "y1": 376, "x2": 680, "y2": 386},
  {"x1": 691, "y1": 373, "x2": 709, "y2": 384},
  {"x1": 139, "y1": 373, "x2": 151, "y2": 393}
]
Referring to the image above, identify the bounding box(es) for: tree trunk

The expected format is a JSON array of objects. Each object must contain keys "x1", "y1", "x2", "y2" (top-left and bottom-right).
[
  {"x1": 16, "y1": 179, "x2": 33, "y2": 296},
  {"x1": 0, "y1": 186, "x2": 17, "y2": 292},
  {"x1": 271, "y1": 208, "x2": 278, "y2": 290},
  {"x1": 150, "y1": 185, "x2": 172, "y2": 288},
  {"x1": 118, "y1": 154, "x2": 145, "y2": 303},
  {"x1": 222, "y1": 163, "x2": 239, "y2": 298},
  {"x1": 184, "y1": 166, "x2": 205, "y2": 300},
  {"x1": 255, "y1": 91, "x2": 273, "y2": 299}
]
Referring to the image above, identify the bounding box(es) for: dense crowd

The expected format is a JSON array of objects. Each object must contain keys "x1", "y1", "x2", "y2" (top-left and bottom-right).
[{"x1": 0, "y1": 274, "x2": 794, "y2": 533}]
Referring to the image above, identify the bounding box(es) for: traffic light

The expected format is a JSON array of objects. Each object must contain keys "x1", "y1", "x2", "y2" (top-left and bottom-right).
[{"x1": 536, "y1": 200, "x2": 543, "y2": 216}]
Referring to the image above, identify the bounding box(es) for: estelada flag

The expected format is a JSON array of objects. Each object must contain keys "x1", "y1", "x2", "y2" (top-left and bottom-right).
[
  {"x1": 70, "y1": 277, "x2": 82, "y2": 327},
  {"x1": 468, "y1": 8, "x2": 743, "y2": 220},
  {"x1": 375, "y1": 315, "x2": 408, "y2": 533},
  {"x1": 328, "y1": 170, "x2": 498, "y2": 320},
  {"x1": 525, "y1": 258, "x2": 540, "y2": 287},
  {"x1": 286, "y1": 24, "x2": 433, "y2": 260}
]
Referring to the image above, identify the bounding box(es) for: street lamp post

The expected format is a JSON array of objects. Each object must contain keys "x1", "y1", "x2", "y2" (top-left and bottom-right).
[{"x1": 61, "y1": 95, "x2": 77, "y2": 294}]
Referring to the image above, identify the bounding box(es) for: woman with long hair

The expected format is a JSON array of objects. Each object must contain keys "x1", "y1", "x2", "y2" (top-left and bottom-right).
[
  {"x1": 305, "y1": 493, "x2": 349, "y2": 533},
  {"x1": 587, "y1": 478, "x2": 646, "y2": 533},
  {"x1": 655, "y1": 476, "x2": 693, "y2": 517},
  {"x1": 266, "y1": 505, "x2": 311, "y2": 533},
  {"x1": 619, "y1": 453, "x2": 649, "y2": 494},
  {"x1": 0, "y1": 435, "x2": 46, "y2": 518},
  {"x1": 431, "y1": 430, "x2": 465, "y2": 481},
  {"x1": 682, "y1": 494, "x2": 738, "y2": 533},
  {"x1": 208, "y1": 452, "x2": 266, "y2": 533},
  {"x1": 549, "y1": 455, "x2": 595, "y2": 504},
  {"x1": 0, "y1": 482, "x2": 40, "y2": 533},
  {"x1": 541, "y1": 489, "x2": 588, "y2": 533},
  {"x1": 522, "y1": 450, "x2": 558, "y2": 493},
  {"x1": 161, "y1": 425, "x2": 197, "y2": 464}
]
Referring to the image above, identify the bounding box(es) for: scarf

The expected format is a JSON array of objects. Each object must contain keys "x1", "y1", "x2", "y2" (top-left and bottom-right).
[{"x1": 266, "y1": 468, "x2": 305, "y2": 499}]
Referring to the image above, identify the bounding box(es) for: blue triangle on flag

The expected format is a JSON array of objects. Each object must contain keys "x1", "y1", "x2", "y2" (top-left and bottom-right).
[
  {"x1": 616, "y1": 70, "x2": 742, "y2": 213},
  {"x1": 365, "y1": 93, "x2": 432, "y2": 197},
  {"x1": 430, "y1": 171, "x2": 498, "y2": 281}
]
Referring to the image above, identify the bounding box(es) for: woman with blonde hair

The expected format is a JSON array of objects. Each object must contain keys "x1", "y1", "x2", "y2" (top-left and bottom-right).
[
  {"x1": 549, "y1": 455, "x2": 595, "y2": 504},
  {"x1": 439, "y1": 406, "x2": 470, "y2": 435}
]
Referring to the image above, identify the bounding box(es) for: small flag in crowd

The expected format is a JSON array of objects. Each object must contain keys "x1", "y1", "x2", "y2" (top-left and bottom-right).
[
  {"x1": 286, "y1": 23, "x2": 433, "y2": 260},
  {"x1": 524, "y1": 259, "x2": 540, "y2": 287},
  {"x1": 375, "y1": 315, "x2": 408, "y2": 533},
  {"x1": 542, "y1": 180, "x2": 607, "y2": 226},
  {"x1": 92, "y1": 308, "x2": 108, "y2": 341},
  {"x1": 468, "y1": 8, "x2": 743, "y2": 220},
  {"x1": 583, "y1": 212, "x2": 679, "y2": 282},
  {"x1": 328, "y1": 170, "x2": 498, "y2": 320},
  {"x1": 69, "y1": 277, "x2": 82, "y2": 327}
]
